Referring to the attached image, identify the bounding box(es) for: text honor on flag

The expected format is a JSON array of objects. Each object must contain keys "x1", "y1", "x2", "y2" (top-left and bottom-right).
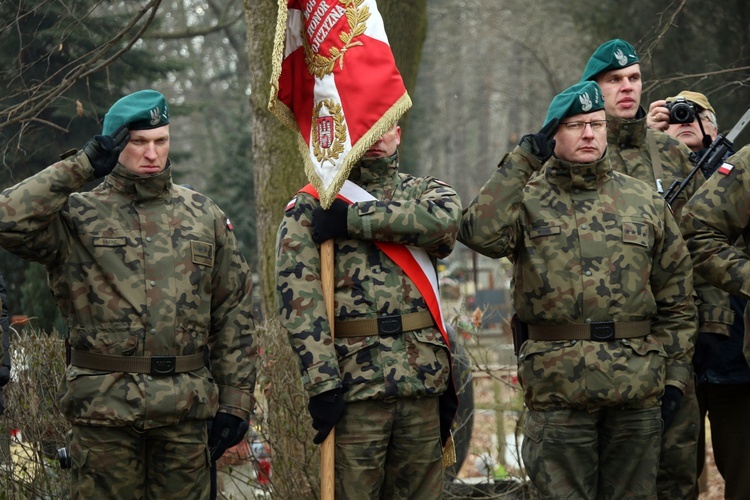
[
  {"x1": 313, "y1": 99, "x2": 346, "y2": 165},
  {"x1": 303, "y1": 0, "x2": 370, "y2": 78}
]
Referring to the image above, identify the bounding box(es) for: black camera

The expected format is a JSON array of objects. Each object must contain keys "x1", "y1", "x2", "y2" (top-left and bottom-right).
[{"x1": 666, "y1": 97, "x2": 696, "y2": 124}]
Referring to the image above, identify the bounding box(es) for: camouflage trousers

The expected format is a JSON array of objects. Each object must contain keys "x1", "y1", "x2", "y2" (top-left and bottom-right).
[
  {"x1": 334, "y1": 396, "x2": 444, "y2": 499},
  {"x1": 69, "y1": 420, "x2": 210, "y2": 499},
  {"x1": 657, "y1": 375, "x2": 699, "y2": 499},
  {"x1": 522, "y1": 406, "x2": 662, "y2": 499}
]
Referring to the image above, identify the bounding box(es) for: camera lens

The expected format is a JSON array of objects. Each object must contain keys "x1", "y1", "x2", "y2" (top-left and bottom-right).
[
  {"x1": 672, "y1": 104, "x2": 692, "y2": 122},
  {"x1": 668, "y1": 99, "x2": 696, "y2": 124}
]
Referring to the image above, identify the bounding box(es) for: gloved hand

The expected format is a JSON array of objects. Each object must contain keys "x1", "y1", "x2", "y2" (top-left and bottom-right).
[
  {"x1": 311, "y1": 199, "x2": 349, "y2": 244},
  {"x1": 660, "y1": 385, "x2": 683, "y2": 434},
  {"x1": 0, "y1": 366, "x2": 9, "y2": 386},
  {"x1": 308, "y1": 387, "x2": 345, "y2": 444},
  {"x1": 518, "y1": 118, "x2": 560, "y2": 163},
  {"x1": 692, "y1": 332, "x2": 726, "y2": 378},
  {"x1": 207, "y1": 412, "x2": 249, "y2": 462},
  {"x1": 83, "y1": 124, "x2": 130, "y2": 178}
]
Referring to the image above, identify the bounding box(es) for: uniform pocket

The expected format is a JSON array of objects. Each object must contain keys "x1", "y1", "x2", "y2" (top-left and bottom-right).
[
  {"x1": 336, "y1": 334, "x2": 382, "y2": 389},
  {"x1": 70, "y1": 322, "x2": 139, "y2": 356},
  {"x1": 60, "y1": 367, "x2": 141, "y2": 425},
  {"x1": 405, "y1": 329, "x2": 451, "y2": 393}
]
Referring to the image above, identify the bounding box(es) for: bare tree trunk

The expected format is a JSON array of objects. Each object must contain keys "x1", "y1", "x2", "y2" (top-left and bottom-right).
[
  {"x1": 377, "y1": 0, "x2": 427, "y2": 136},
  {"x1": 246, "y1": 2, "x2": 316, "y2": 498}
]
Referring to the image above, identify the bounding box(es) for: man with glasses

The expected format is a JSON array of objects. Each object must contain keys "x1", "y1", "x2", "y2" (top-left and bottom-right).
[
  {"x1": 582, "y1": 39, "x2": 701, "y2": 499},
  {"x1": 651, "y1": 91, "x2": 749, "y2": 498},
  {"x1": 460, "y1": 80, "x2": 697, "y2": 498}
]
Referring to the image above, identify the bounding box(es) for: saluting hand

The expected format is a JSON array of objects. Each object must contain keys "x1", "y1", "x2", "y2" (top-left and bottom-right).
[{"x1": 83, "y1": 124, "x2": 130, "y2": 178}]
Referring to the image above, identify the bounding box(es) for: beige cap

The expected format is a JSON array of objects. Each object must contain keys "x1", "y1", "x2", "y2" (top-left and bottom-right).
[{"x1": 667, "y1": 90, "x2": 715, "y2": 114}]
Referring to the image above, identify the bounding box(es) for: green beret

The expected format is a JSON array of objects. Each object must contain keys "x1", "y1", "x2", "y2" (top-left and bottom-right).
[
  {"x1": 102, "y1": 90, "x2": 169, "y2": 136},
  {"x1": 544, "y1": 81, "x2": 605, "y2": 127},
  {"x1": 581, "y1": 39, "x2": 639, "y2": 82}
]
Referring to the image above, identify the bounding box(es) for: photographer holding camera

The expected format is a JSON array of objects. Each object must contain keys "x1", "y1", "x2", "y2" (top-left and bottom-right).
[
  {"x1": 651, "y1": 91, "x2": 749, "y2": 498},
  {"x1": 581, "y1": 39, "x2": 700, "y2": 499},
  {"x1": 648, "y1": 91, "x2": 729, "y2": 171}
]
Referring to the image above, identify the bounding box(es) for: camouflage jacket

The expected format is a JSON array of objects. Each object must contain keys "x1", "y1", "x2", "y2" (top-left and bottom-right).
[
  {"x1": 459, "y1": 146, "x2": 697, "y2": 410},
  {"x1": 0, "y1": 152, "x2": 257, "y2": 428},
  {"x1": 607, "y1": 111, "x2": 733, "y2": 337},
  {"x1": 275, "y1": 154, "x2": 461, "y2": 402},
  {"x1": 682, "y1": 145, "x2": 750, "y2": 363}
]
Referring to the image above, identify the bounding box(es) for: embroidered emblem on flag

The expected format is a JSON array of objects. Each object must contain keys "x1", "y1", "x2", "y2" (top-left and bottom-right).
[{"x1": 269, "y1": 0, "x2": 412, "y2": 208}]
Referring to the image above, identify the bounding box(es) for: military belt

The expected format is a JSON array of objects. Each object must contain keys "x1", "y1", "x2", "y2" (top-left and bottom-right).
[
  {"x1": 526, "y1": 320, "x2": 651, "y2": 341},
  {"x1": 69, "y1": 349, "x2": 205, "y2": 375},
  {"x1": 334, "y1": 310, "x2": 435, "y2": 338}
]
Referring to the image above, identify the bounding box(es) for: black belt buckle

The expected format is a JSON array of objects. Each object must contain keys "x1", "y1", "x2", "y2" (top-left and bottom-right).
[
  {"x1": 151, "y1": 355, "x2": 176, "y2": 375},
  {"x1": 590, "y1": 322, "x2": 616, "y2": 341},
  {"x1": 377, "y1": 315, "x2": 403, "y2": 337}
]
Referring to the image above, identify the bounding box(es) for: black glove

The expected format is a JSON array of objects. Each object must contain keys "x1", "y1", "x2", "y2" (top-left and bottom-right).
[
  {"x1": 308, "y1": 387, "x2": 345, "y2": 445},
  {"x1": 207, "y1": 412, "x2": 249, "y2": 462},
  {"x1": 439, "y1": 388, "x2": 459, "y2": 446},
  {"x1": 0, "y1": 366, "x2": 9, "y2": 387},
  {"x1": 311, "y1": 199, "x2": 349, "y2": 244},
  {"x1": 660, "y1": 385, "x2": 683, "y2": 434},
  {"x1": 692, "y1": 332, "x2": 726, "y2": 378},
  {"x1": 518, "y1": 118, "x2": 560, "y2": 163},
  {"x1": 83, "y1": 124, "x2": 130, "y2": 178}
]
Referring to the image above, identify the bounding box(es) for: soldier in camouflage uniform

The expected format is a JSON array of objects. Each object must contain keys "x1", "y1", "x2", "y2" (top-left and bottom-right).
[
  {"x1": 0, "y1": 90, "x2": 257, "y2": 499},
  {"x1": 460, "y1": 81, "x2": 697, "y2": 499},
  {"x1": 582, "y1": 39, "x2": 707, "y2": 499},
  {"x1": 275, "y1": 123, "x2": 461, "y2": 499},
  {"x1": 681, "y1": 144, "x2": 750, "y2": 499}
]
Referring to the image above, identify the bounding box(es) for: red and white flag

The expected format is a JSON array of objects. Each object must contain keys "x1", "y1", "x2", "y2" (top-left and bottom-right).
[{"x1": 269, "y1": 0, "x2": 412, "y2": 208}]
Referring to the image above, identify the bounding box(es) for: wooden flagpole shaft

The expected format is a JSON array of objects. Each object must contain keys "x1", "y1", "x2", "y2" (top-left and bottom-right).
[{"x1": 320, "y1": 238, "x2": 335, "y2": 500}]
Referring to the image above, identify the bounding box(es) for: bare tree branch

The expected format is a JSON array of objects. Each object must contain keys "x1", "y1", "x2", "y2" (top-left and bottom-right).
[
  {"x1": 143, "y1": 10, "x2": 243, "y2": 40},
  {"x1": 1, "y1": 0, "x2": 163, "y2": 133}
]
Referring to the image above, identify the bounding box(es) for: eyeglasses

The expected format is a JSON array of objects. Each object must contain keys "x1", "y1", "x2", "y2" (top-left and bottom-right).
[{"x1": 560, "y1": 120, "x2": 608, "y2": 132}]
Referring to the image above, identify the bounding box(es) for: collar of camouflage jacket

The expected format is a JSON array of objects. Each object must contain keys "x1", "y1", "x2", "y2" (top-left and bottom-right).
[
  {"x1": 606, "y1": 108, "x2": 647, "y2": 149},
  {"x1": 108, "y1": 162, "x2": 173, "y2": 201},
  {"x1": 349, "y1": 152, "x2": 399, "y2": 189},
  {"x1": 544, "y1": 154, "x2": 611, "y2": 191}
]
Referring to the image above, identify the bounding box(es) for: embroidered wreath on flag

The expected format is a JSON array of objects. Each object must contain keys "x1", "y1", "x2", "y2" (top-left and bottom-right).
[
  {"x1": 303, "y1": 0, "x2": 370, "y2": 78},
  {"x1": 312, "y1": 99, "x2": 347, "y2": 164}
]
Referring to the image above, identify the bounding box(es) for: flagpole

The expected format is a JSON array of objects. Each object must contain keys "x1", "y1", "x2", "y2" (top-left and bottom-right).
[{"x1": 320, "y1": 238, "x2": 336, "y2": 500}]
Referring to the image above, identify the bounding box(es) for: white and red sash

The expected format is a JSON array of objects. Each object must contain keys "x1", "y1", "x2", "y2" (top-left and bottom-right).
[{"x1": 300, "y1": 180, "x2": 450, "y2": 348}]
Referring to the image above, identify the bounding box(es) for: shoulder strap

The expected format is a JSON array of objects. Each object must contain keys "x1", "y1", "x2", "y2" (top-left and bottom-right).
[{"x1": 647, "y1": 131, "x2": 665, "y2": 194}]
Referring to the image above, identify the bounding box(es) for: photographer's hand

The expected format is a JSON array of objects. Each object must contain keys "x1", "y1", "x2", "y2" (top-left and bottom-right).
[{"x1": 647, "y1": 100, "x2": 670, "y2": 131}]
